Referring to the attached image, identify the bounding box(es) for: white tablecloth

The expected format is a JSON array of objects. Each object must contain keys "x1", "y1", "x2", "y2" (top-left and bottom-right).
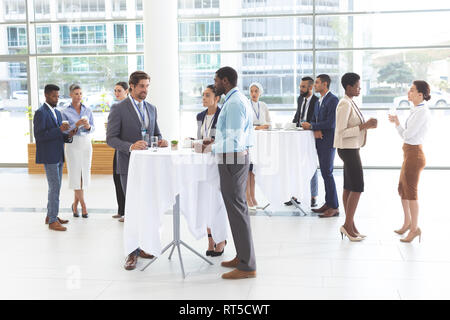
[
  {"x1": 124, "y1": 149, "x2": 228, "y2": 257},
  {"x1": 252, "y1": 130, "x2": 318, "y2": 208}
]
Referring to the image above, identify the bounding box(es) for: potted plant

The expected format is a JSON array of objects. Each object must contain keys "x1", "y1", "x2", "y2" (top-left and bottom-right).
[
  {"x1": 99, "y1": 93, "x2": 110, "y2": 131},
  {"x1": 171, "y1": 140, "x2": 179, "y2": 151}
]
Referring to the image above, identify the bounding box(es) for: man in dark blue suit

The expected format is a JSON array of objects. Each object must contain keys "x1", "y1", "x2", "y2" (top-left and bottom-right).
[
  {"x1": 302, "y1": 74, "x2": 340, "y2": 218},
  {"x1": 34, "y1": 84, "x2": 77, "y2": 231}
]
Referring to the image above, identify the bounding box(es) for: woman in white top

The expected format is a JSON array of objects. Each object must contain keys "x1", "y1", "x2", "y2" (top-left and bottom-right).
[
  {"x1": 61, "y1": 84, "x2": 95, "y2": 218},
  {"x1": 389, "y1": 81, "x2": 431, "y2": 243},
  {"x1": 247, "y1": 83, "x2": 271, "y2": 209},
  {"x1": 196, "y1": 85, "x2": 227, "y2": 257},
  {"x1": 334, "y1": 73, "x2": 378, "y2": 241}
]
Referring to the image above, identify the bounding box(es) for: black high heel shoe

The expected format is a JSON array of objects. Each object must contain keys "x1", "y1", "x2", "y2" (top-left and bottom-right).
[
  {"x1": 72, "y1": 204, "x2": 79, "y2": 218},
  {"x1": 210, "y1": 240, "x2": 227, "y2": 257},
  {"x1": 206, "y1": 234, "x2": 215, "y2": 256}
]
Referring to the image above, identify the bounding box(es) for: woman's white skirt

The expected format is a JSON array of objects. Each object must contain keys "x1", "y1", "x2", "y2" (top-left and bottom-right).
[{"x1": 65, "y1": 135, "x2": 93, "y2": 190}]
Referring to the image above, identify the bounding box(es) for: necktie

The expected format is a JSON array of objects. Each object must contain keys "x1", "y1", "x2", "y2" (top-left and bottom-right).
[
  {"x1": 139, "y1": 102, "x2": 145, "y2": 128},
  {"x1": 300, "y1": 98, "x2": 308, "y2": 122}
]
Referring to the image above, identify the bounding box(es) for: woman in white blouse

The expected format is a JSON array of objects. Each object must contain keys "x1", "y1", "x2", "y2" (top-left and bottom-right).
[
  {"x1": 389, "y1": 80, "x2": 432, "y2": 243},
  {"x1": 247, "y1": 83, "x2": 272, "y2": 209},
  {"x1": 61, "y1": 84, "x2": 95, "y2": 218}
]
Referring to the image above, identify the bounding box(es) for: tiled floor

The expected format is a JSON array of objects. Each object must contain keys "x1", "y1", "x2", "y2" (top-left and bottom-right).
[{"x1": 0, "y1": 169, "x2": 449, "y2": 300}]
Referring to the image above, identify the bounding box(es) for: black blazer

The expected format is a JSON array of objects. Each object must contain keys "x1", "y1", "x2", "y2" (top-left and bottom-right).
[
  {"x1": 292, "y1": 94, "x2": 319, "y2": 127},
  {"x1": 196, "y1": 107, "x2": 221, "y2": 139}
]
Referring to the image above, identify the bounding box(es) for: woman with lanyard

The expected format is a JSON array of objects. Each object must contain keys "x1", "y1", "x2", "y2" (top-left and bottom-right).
[
  {"x1": 196, "y1": 85, "x2": 227, "y2": 257},
  {"x1": 247, "y1": 82, "x2": 272, "y2": 210},
  {"x1": 61, "y1": 84, "x2": 95, "y2": 219},
  {"x1": 389, "y1": 80, "x2": 431, "y2": 243},
  {"x1": 111, "y1": 82, "x2": 129, "y2": 221}
]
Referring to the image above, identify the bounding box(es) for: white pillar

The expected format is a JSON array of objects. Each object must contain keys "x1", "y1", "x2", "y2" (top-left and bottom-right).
[{"x1": 143, "y1": 0, "x2": 180, "y2": 141}]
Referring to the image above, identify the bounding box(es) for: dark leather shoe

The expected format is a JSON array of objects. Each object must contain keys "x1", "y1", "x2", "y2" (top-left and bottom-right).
[
  {"x1": 319, "y1": 208, "x2": 340, "y2": 218},
  {"x1": 311, "y1": 198, "x2": 318, "y2": 208},
  {"x1": 124, "y1": 254, "x2": 138, "y2": 271},
  {"x1": 312, "y1": 204, "x2": 329, "y2": 213},
  {"x1": 139, "y1": 250, "x2": 155, "y2": 259},
  {"x1": 45, "y1": 217, "x2": 69, "y2": 225},
  {"x1": 112, "y1": 214, "x2": 122, "y2": 219},
  {"x1": 284, "y1": 197, "x2": 300, "y2": 206}
]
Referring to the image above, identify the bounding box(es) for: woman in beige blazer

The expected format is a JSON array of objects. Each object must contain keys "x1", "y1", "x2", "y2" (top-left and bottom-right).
[{"x1": 334, "y1": 73, "x2": 377, "y2": 241}]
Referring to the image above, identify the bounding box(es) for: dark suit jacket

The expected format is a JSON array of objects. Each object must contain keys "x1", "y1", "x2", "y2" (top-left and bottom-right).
[
  {"x1": 196, "y1": 107, "x2": 221, "y2": 139},
  {"x1": 106, "y1": 97, "x2": 162, "y2": 175},
  {"x1": 293, "y1": 94, "x2": 319, "y2": 126},
  {"x1": 311, "y1": 92, "x2": 339, "y2": 149},
  {"x1": 33, "y1": 104, "x2": 71, "y2": 164}
]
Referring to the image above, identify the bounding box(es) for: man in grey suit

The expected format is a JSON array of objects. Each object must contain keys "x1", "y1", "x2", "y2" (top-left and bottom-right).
[{"x1": 107, "y1": 71, "x2": 168, "y2": 270}]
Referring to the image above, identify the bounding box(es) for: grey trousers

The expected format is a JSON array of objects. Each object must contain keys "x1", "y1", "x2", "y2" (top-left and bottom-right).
[
  {"x1": 44, "y1": 162, "x2": 64, "y2": 224},
  {"x1": 218, "y1": 154, "x2": 256, "y2": 272}
]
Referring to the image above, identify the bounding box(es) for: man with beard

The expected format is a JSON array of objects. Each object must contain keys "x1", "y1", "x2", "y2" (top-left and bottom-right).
[
  {"x1": 107, "y1": 71, "x2": 168, "y2": 270},
  {"x1": 212, "y1": 66, "x2": 257, "y2": 280},
  {"x1": 285, "y1": 77, "x2": 319, "y2": 208}
]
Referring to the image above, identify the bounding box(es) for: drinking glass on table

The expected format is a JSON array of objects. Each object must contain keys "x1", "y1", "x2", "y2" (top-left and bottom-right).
[
  {"x1": 151, "y1": 136, "x2": 159, "y2": 152},
  {"x1": 144, "y1": 133, "x2": 150, "y2": 150}
]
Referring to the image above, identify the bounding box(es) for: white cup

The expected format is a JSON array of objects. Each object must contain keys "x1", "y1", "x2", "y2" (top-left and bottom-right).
[
  {"x1": 285, "y1": 123, "x2": 295, "y2": 130},
  {"x1": 183, "y1": 138, "x2": 193, "y2": 148}
]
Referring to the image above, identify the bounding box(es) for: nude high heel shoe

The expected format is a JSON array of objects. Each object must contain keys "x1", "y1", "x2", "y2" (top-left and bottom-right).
[
  {"x1": 400, "y1": 228, "x2": 422, "y2": 243},
  {"x1": 340, "y1": 226, "x2": 363, "y2": 242},
  {"x1": 394, "y1": 224, "x2": 411, "y2": 235}
]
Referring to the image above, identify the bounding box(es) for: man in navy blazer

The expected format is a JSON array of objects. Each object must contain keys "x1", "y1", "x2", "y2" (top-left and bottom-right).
[
  {"x1": 302, "y1": 74, "x2": 340, "y2": 218},
  {"x1": 34, "y1": 84, "x2": 77, "y2": 231}
]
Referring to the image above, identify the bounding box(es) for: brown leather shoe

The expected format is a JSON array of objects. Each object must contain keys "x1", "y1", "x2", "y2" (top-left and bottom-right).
[
  {"x1": 139, "y1": 250, "x2": 155, "y2": 259},
  {"x1": 222, "y1": 269, "x2": 256, "y2": 280},
  {"x1": 221, "y1": 257, "x2": 240, "y2": 269},
  {"x1": 112, "y1": 214, "x2": 122, "y2": 219},
  {"x1": 49, "y1": 221, "x2": 67, "y2": 232},
  {"x1": 319, "y1": 208, "x2": 340, "y2": 218},
  {"x1": 124, "y1": 254, "x2": 138, "y2": 271},
  {"x1": 45, "y1": 217, "x2": 69, "y2": 225},
  {"x1": 119, "y1": 217, "x2": 125, "y2": 223},
  {"x1": 312, "y1": 204, "x2": 329, "y2": 213}
]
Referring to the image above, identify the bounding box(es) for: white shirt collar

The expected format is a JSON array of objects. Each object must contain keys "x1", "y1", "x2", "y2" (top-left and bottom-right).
[
  {"x1": 412, "y1": 102, "x2": 426, "y2": 111},
  {"x1": 45, "y1": 102, "x2": 57, "y2": 114},
  {"x1": 320, "y1": 91, "x2": 330, "y2": 100}
]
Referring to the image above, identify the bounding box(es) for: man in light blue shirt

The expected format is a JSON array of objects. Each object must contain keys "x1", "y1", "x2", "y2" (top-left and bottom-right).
[
  {"x1": 212, "y1": 66, "x2": 257, "y2": 280},
  {"x1": 212, "y1": 82, "x2": 253, "y2": 155}
]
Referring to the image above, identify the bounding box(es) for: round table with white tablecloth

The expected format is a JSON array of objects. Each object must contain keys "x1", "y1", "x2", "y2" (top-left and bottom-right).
[
  {"x1": 252, "y1": 129, "x2": 318, "y2": 209},
  {"x1": 124, "y1": 149, "x2": 228, "y2": 257}
]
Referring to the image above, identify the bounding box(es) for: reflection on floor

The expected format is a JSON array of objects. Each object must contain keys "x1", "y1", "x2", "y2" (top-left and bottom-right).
[{"x1": 0, "y1": 169, "x2": 449, "y2": 300}]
